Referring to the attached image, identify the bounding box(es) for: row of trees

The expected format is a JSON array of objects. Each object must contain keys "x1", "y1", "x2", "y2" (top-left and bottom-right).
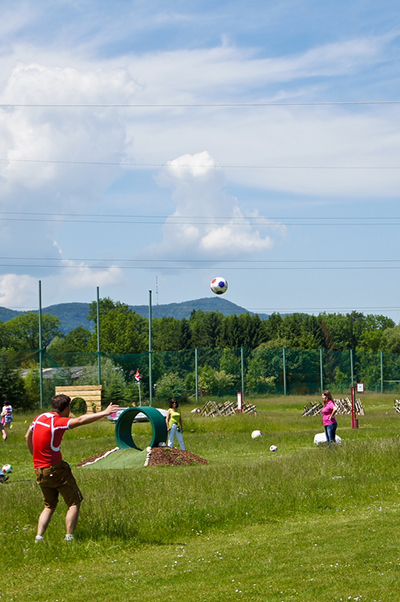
[
  {"x1": 0, "y1": 298, "x2": 399, "y2": 355},
  {"x1": 0, "y1": 298, "x2": 400, "y2": 353},
  {"x1": 1, "y1": 298, "x2": 400, "y2": 412}
]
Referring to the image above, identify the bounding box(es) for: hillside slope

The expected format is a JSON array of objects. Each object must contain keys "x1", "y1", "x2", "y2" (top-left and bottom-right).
[{"x1": 0, "y1": 298, "x2": 269, "y2": 334}]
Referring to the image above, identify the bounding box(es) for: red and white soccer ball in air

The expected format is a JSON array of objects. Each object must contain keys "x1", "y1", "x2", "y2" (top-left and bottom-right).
[{"x1": 210, "y1": 277, "x2": 228, "y2": 295}]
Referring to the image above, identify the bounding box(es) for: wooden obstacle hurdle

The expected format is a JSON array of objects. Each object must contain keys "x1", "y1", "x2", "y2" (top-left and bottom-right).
[
  {"x1": 302, "y1": 397, "x2": 365, "y2": 417},
  {"x1": 55, "y1": 385, "x2": 102, "y2": 414},
  {"x1": 199, "y1": 400, "x2": 257, "y2": 417},
  {"x1": 302, "y1": 401, "x2": 323, "y2": 417}
]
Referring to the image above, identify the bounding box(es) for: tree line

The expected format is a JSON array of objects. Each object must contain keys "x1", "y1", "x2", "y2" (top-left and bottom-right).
[
  {"x1": 2, "y1": 297, "x2": 400, "y2": 410},
  {"x1": 1, "y1": 297, "x2": 399, "y2": 354}
]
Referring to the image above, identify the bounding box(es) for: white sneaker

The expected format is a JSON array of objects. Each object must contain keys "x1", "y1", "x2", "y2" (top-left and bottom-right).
[
  {"x1": 64, "y1": 534, "x2": 74, "y2": 542},
  {"x1": 35, "y1": 535, "x2": 44, "y2": 543}
]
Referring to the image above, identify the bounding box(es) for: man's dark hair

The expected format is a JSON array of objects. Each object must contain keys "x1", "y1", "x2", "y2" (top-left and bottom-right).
[{"x1": 51, "y1": 394, "x2": 71, "y2": 413}]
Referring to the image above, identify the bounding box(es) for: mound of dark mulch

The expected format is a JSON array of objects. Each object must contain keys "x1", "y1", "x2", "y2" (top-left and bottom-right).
[{"x1": 147, "y1": 447, "x2": 208, "y2": 466}]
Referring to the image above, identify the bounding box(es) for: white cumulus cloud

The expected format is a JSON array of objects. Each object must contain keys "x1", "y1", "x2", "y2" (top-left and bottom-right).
[
  {"x1": 146, "y1": 151, "x2": 285, "y2": 259},
  {"x1": 56, "y1": 260, "x2": 124, "y2": 291},
  {"x1": 0, "y1": 62, "x2": 138, "y2": 206},
  {"x1": 0, "y1": 273, "x2": 38, "y2": 308}
]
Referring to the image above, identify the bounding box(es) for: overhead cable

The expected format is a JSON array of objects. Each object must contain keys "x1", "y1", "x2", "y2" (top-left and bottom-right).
[
  {"x1": 1, "y1": 101, "x2": 400, "y2": 108},
  {"x1": 0, "y1": 157, "x2": 399, "y2": 169}
]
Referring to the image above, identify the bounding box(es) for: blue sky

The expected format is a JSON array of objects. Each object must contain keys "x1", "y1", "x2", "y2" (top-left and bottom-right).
[{"x1": 1, "y1": 0, "x2": 400, "y2": 321}]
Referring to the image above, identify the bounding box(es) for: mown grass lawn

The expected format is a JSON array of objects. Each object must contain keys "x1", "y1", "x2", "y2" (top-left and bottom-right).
[{"x1": 2, "y1": 393, "x2": 400, "y2": 601}]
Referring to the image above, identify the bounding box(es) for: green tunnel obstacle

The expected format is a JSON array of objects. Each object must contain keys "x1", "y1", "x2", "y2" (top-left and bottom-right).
[{"x1": 115, "y1": 407, "x2": 168, "y2": 450}]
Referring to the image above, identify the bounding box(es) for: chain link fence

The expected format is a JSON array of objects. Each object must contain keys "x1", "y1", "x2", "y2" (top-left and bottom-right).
[{"x1": 4, "y1": 346, "x2": 400, "y2": 411}]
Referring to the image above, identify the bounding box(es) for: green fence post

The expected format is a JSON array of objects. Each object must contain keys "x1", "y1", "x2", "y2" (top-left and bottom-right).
[
  {"x1": 195, "y1": 348, "x2": 199, "y2": 403},
  {"x1": 241, "y1": 347, "x2": 245, "y2": 400},
  {"x1": 149, "y1": 290, "x2": 153, "y2": 406},
  {"x1": 96, "y1": 286, "x2": 101, "y2": 386},
  {"x1": 283, "y1": 347, "x2": 287, "y2": 395},
  {"x1": 38, "y1": 280, "x2": 44, "y2": 409},
  {"x1": 320, "y1": 348, "x2": 324, "y2": 393},
  {"x1": 380, "y1": 350, "x2": 384, "y2": 394}
]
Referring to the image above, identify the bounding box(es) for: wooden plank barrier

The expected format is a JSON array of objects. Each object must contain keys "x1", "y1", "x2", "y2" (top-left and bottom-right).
[
  {"x1": 302, "y1": 402, "x2": 322, "y2": 417},
  {"x1": 55, "y1": 385, "x2": 102, "y2": 414},
  {"x1": 199, "y1": 400, "x2": 257, "y2": 417},
  {"x1": 302, "y1": 397, "x2": 365, "y2": 417}
]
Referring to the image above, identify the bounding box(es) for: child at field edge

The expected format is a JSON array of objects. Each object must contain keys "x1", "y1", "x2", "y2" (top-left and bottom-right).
[
  {"x1": 321, "y1": 390, "x2": 338, "y2": 444},
  {"x1": 1, "y1": 403, "x2": 13, "y2": 431}
]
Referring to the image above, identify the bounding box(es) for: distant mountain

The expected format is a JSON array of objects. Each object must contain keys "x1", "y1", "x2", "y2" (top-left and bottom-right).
[
  {"x1": 130, "y1": 297, "x2": 270, "y2": 320},
  {"x1": 0, "y1": 307, "x2": 22, "y2": 322},
  {"x1": 0, "y1": 297, "x2": 270, "y2": 334},
  {"x1": 0, "y1": 303, "x2": 94, "y2": 334},
  {"x1": 41, "y1": 303, "x2": 95, "y2": 334}
]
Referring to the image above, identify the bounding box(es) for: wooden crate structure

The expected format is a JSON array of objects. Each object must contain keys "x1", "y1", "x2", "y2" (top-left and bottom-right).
[{"x1": 55, "y1": 385, "x2": 102, "y2": 414}]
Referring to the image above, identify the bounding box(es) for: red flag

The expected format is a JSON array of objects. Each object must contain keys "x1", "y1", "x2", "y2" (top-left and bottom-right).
[{"x1": 135, "y1": 369, "x2": 142, "y2": 382}]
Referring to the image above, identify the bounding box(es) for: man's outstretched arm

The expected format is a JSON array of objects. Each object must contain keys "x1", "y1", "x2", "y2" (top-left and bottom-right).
[{"x1": 68, "y1": 403, "x2": 120, "y2": 430}]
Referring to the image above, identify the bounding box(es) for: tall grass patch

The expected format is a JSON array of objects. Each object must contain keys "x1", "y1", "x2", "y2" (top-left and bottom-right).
[{"x1": 3, "y1": 395, "x2": 400, "y2": 601}]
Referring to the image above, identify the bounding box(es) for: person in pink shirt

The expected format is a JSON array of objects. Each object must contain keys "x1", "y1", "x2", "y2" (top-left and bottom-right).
[{"x1": 321, "y1": 390, "x2": 338, "y2": 444}]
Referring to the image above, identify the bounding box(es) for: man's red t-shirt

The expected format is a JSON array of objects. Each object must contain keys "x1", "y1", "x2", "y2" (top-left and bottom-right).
[{"x1": 30, "y1": 412, "x2": 71, "y2": 469}]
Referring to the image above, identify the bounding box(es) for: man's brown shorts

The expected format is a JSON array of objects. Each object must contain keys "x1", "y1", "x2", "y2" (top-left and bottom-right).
[{"x1": 35, "y1": 461, "x2": 83, "y2": 509}]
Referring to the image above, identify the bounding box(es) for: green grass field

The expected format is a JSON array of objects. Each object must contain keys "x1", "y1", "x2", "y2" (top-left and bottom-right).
[{"x1": 2, "y1": 394, "x2": 400, "y2": 601}]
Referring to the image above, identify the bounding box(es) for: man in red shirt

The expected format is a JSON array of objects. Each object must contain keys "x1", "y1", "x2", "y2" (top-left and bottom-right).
[{"x1": 26, "y1": 394, "x2": 119, "y2": 543}]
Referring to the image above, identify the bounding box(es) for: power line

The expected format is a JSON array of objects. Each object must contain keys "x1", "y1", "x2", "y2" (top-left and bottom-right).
[
  {"x1": 1, "y1": 157, "x2": 399, "y2": 170},
  {"x1": 0, "y1": 212, "x2": 400, "y2": 226},
  {"x1": 1, "y1": 256, "x2": 400, "y2": 264},
  {"x1": 247, "y1": 306, "x2": 400, "y2": 312},
  {"x1": 0, "y1": 218, "x2": 399, "y2": 226},
  {"x1": 0, "y1": 211, "x2": 399, "y2": 221},
  {"x1": 2, "y1": 263, "x2": 400, "y2": 271},
  {"x1": 1, "y1": 101, "x2": 400, "y2": 107}
]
